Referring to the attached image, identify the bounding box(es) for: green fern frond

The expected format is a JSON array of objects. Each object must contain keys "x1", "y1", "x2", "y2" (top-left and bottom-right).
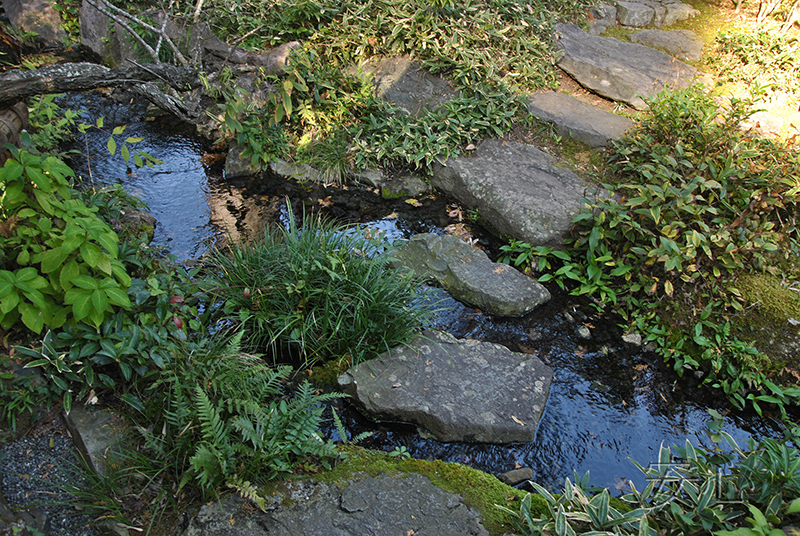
[{"x1": 227, "y1": 478, "x2": 266, "y2": 511}]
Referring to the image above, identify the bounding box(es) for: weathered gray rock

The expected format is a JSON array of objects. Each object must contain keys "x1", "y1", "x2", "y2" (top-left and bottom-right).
[
  {"x1": 355, "y1": 169, "x2": 432, "y2": 198},
  {"x1": 64, "y1": 406, "x2": 127, "y2": 476},
  {"x1": 270, "y1": 160, "x2": 324, "y2": 183},
  {"x1": 80, "y1": 0, "x2": 137, "y2": 66},
  {"x1": 497, "y1": 467, "x2": 535, "y2": 486},
  {"x1": 338, "y1": 330, "x2": 552, "y2": 443},
  {"x1": 527, "y1": 91, "x2": 634, "y2": 147},
  {"x1": 589, "y1": 4, "x2": 617, "y2": 34},
  {"x1": 224, "y1": 141, "x2": 260, "y2": 179},
  {"x1": 663, "y1": 2, "x2": 700, "y2": 26},
  {"x1": 182, "y1": 474, "x2": 489, "y2": 536},
  {"x1": 629, "y1": 29, "x2": 704, "y2": 62},
  {"x1": 3, "y1": 0, "x2": 66, "y2": 45},
  {"x1": 432, "y1": 139, "x2": 597, "y2": 247},
  {"x1": 616, "y1": 1, "x2": 654, "y2": 27},
  {"x1": 120, "y1": 209, "x2": 157, "y2": 241},
  {"x1": 393, "y1": 233, "x2": 550, "y2": 316},
  {"x1": 554, "y1": 22, "x2": 697, "y2": 110},
  {"x1": 360, "y1": 56, "x2": 459, "y2": 117}
]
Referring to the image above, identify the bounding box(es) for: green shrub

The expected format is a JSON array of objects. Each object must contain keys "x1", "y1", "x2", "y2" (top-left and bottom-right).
[
  {"x1": 202, "y1": 208, "x2": 430, "y2": 368},
  {"x1": 500, "y1": 85, "x2": 800, "y2": 413},
  {"x1": 15, "y1": 254, "x2": 209, "y2": 413},
  {"x1": 0, "y1": 149, "x2": 132, "y2": 333},
  {"x1": 504, "y1": 414, "x2": 800, "y2": 536}
]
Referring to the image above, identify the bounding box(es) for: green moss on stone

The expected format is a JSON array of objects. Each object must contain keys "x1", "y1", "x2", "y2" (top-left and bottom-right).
[{"x1": 315, "y1": 446, "x2": 545, "y2": 535}]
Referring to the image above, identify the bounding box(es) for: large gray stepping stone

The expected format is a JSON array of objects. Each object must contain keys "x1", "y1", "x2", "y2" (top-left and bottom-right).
[
  {"x1": 554, "y1": 22, "x2": 697, "y2": 110},
  {"x1": 527, "y1": 91, "x2": 634, "y2": 147},
  {"x1": 338, "y1": 330, "x2": 552, "y2": 443},
  {"x1": 629, "y1": 29, "x2": 704, "y2": 62},
  {"x1": 392, "y1": 233, "x2": 550, "y2": 316},
  {"x1": 182, "y1": 474, "x2": 488, "y2": 536},
  {"x1": 432, "y1": 138, "x2": 597, "y2": 247}
]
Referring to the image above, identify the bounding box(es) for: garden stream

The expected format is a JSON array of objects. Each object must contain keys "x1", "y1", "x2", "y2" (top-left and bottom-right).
[{"x1": 63, "y1": 93, "x2": 784, "y2": 494}]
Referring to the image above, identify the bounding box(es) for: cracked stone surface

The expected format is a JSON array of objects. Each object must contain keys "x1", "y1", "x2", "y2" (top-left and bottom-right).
[
  {"x1": 181, "y1": 474, "x2": 488, "y2": 536},
  {"x1": 339, "y1": 330, "x2": 552, "y2": 443}
]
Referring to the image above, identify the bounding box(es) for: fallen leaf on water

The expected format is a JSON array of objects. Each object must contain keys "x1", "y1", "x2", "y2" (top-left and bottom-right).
[{"x1": 318, "y1": 196, "x2": 333, "y2": 207}]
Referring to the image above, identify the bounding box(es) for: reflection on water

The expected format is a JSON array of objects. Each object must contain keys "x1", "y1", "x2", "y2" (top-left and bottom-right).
[
  {"x1": 63, "y1": 92, "x2": 784, "y2": 492},
  {"x1": 328, "y1": 289, "x2": 783, "y2": 491}
]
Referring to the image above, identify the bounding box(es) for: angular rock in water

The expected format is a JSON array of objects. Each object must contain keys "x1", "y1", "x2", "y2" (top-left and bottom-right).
[
  {"x1": 527, "y1": 91, "x2": 634, "y2": 148},
  {"x1": 338, "y1": 330, "x2": 553, "y2": 443},
  {"x1": 359, "y1": 56, "x2": 460, "y2": 117},
  {"x1": 432, "y1": 139, "x2": 599, "y2": 247},
  {"x1": 182, "y1": 474, "x2": 488, "y2": 536},
  {"x1": 393, "y1": 233, "x2": 550, "y2": 316},
  {"x1": 554, "y1": 22, "x2": 697, "y2": 110},
  {"x1": 629, "y1": 29, "x2": 704, "y2": 62}
]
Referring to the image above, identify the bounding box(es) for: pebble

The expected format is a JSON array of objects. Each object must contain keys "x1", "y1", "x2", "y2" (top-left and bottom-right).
[{"x1": 2, "y1": 422, "x2": 99, "y2": 536}]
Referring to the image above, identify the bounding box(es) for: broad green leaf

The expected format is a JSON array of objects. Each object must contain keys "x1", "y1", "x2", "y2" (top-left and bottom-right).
[
  {"x1": 0, "y1": 291, "x2": 20, "y2": 314},
  {"x1": 96, "y1": 233, "x2": 119, "y2": 257},
  {"x1": 72, "y1": 275, "x2": 99, "y2": 290},
  {"x1": 120, "y1": 144, "x2": 130, "y2": 164},
  {"x1": 107, "y1": 136, "x2": 117, "y2": 156},
  {"x1": 59, "y1": 260, "x2": 81, "y2": 290},
  {"x1": 19, "y1": 302, "x2": 43, "y2": 333},
  {"x1": 26, "y1": 166, "x2": 52, "y2": 191},
  {"x1": 70, "y1": 290, "x2": 93, "y2": 321},
  {"x1": 80, "y1": 242, "x2": 102, "y2": 268},
  {"x1": 112, "y1": 125, "x2": 126, "y2": 135},
  {"x1": 91, "y1": 288, "x2": 109, "y2": 315},
  {"x1": 104, "y1": 287, "x2": 131, "y2": 308},
  {"x1": 41, "y1": 247, "x2": 69, "y2": 274}
]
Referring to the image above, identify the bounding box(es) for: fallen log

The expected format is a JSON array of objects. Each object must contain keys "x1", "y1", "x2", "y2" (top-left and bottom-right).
[{"x1": 0, "y1": 62, "x2": 202, "y2": 109}]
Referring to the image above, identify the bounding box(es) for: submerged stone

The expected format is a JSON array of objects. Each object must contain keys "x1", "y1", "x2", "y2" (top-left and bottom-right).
[{"x1": 339, "y1": 330, "x2": 553, "y2": 443}]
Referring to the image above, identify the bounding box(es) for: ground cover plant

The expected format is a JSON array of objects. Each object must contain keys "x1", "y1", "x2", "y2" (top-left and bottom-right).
[
  {"x1": 502, "y1": 413, "x2": 800, "y2": 536},
  {"x1": 500, "y1": 84, "x2": 800, "y2": 415},
  {"x1": 197, "y1": 0, "x2": 593, "y2": 177}
]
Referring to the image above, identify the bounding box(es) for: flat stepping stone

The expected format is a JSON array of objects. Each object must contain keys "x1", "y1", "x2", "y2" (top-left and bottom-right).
[
  {"x1": 629, "y1": 29, "x2": 704, "y2": 62},
  {"x1": 527, "y1": 91, "x2": 634, "y2": 147},
  {"x1": 392, "y1": 233, "x2": 551, "y2": 316},
  {"x1": 182, "y1": 474, "x2": 488, "y2": 536},
  {"x1": 432, "y1": 138, "x2": 597, "y2": 247},
  {"x1": 554, "y1": 22, "x2": 697, "y2": 110},
  {"x1": 338, "y1": 330, "x2": 553, "y2": 443}
]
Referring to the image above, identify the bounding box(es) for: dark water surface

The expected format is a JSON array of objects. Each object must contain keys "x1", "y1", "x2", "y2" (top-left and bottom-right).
[{"x1": 63, "y1": 92, "x2": 784, "y2": 492}]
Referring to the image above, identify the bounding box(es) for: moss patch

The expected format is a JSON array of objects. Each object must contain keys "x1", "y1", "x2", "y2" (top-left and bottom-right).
[
  {"x1": 737, "y1": 273, "x2": 800, "y2": 324},
  {"x1": 313, "y1": 446, "x2": 545, "y2": 535}
]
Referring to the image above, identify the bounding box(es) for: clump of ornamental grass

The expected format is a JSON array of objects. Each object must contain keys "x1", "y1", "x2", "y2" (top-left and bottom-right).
[{"x1": 202, "y1": 207, "x2": 431, "y2": 368}]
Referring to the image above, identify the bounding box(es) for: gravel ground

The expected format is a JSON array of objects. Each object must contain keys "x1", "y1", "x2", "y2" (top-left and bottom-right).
[{"x1": 1, "y1": 412, "x2": 99, "y2": 536}]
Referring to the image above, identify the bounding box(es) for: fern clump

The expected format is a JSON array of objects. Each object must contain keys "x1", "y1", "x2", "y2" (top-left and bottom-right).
[{"x1": 139, "y1": 336, "x2": 340, "y2": 504}]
